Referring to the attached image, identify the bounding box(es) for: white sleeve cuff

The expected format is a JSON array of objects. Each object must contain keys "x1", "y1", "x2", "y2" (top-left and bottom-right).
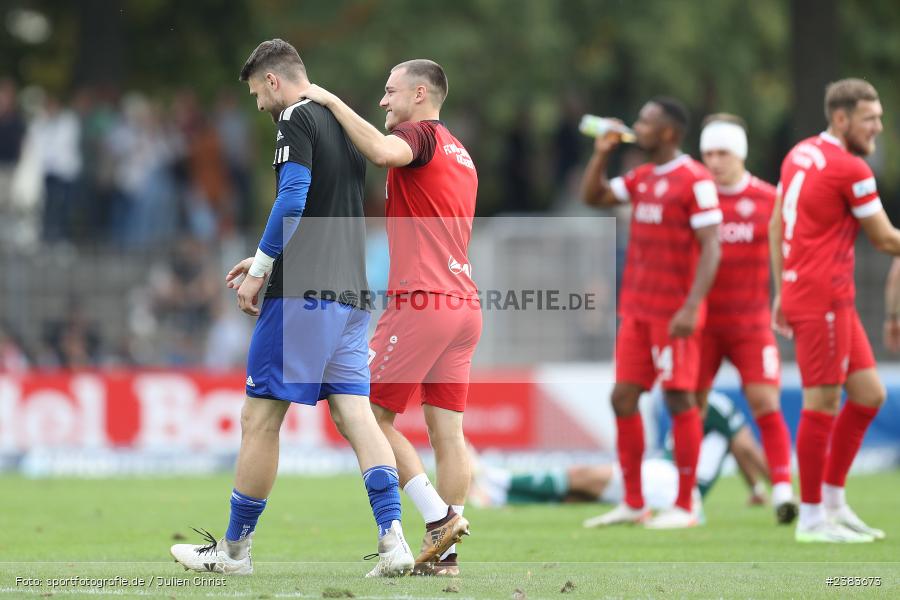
[
  {"x1": 610, "y1": 177, "x2": 629, "y2": 202},
  {"x1": 852, "y1": 197, "x2": 883, "y2": 219},
  {"x1": 691, "y1": 209, "x2": 724, "y2": 229},
  {"x1": 248, "y1": 248, "x2": 276, "y2": 278}
]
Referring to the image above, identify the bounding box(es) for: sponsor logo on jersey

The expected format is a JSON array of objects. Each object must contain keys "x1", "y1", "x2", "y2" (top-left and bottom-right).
[
  {"x1": 276, "y1": 130, "x2": 284, "y2": 142},
  {"x1": 783, "y1": 270, "x2": 798, "y2": 282},
  {"x1": 852, "y1": 177, "x2": 877, "y2": 198},
  {"x1": 634, "y1": 203, "x2": 663, "y2": 224},
  {"x1": 791, "y1": 143, "x2": 826, "y2": 171},
  {"x1": 719, "y1": 222, "x2": 755, "y2": 243},
  {"x1": 735, "y1": 198, "x2": 756, "y2": 218},
  {"x1": 448, "y1": 255, "x2": 472, "y2": 277},
  {"x1": 443, "y1": 143, "x2": 475, "y2": 169},
  {"x1": 653, "y1": 178, "x2": 669, "y2": 198}
]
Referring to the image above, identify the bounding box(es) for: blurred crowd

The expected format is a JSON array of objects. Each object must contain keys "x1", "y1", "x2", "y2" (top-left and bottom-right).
[
  {"x1": 0, "y1": 77, "x2": 602, "y2": 372},
  {"x1": 0, "y1": 78, "x2": 256, "y2": 250},
  {"x1": 0, "y1": 78, "x2": 260, "y2": 371}
]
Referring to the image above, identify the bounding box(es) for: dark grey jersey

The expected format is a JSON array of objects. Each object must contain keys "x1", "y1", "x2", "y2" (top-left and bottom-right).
[{"x1": 265, "y1": 100, "x2": 370, "y2": 309}]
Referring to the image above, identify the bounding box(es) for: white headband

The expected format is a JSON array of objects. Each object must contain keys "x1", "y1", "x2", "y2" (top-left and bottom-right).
[{"x1": 700, "y1": 121, "x2": 747, "y2": 160}]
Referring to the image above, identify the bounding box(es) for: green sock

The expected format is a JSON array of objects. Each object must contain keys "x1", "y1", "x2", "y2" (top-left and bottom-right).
[{"x1": 507, "y1": 469, "x2": 569, "y2": 503}]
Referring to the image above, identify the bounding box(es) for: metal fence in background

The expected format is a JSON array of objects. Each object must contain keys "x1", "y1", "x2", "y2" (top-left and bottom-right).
[{"x1": 0, "y1": 222, "x2": 896, "y2": 371}]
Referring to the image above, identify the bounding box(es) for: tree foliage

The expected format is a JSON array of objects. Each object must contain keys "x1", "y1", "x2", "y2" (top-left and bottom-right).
[{"x1": 7, "y1": 0, "x2": 900, "y2": 214}]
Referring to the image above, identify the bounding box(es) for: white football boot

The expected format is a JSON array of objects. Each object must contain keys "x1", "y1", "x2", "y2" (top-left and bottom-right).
[
  {"x1": 644, "y1": 506, "x2": 699, "y2": 529},
  {"x1": 170, "y1": 528, "x2": 253, "y2": 575},
  {"x1": 827, "y1": 505, "x2": 885, "y2": 540},
  {"x1": 796, "y1": 519, "x2": 874, "y2": 543},
  {"x1": 583, "y1": 503, "x2": 651, "y2": 528},
  {"x1": 365, "y1": 520, "x2": 415, "y2": 578}
]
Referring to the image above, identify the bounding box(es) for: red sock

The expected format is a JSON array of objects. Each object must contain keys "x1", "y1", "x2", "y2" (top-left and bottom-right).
[
  {"x1": 755, "y1": 411, "x2": 792, "y2": 485},
  {"x1": 824, "y1": 400, "x2": 878, "y2": 488},
  {"x1": 672, "y1": 406, "x2": 702, "y2": 512},
  {"x1": 616, "y1": 413, "x2": 645, "y2": 509},
  {"x1": 796, "y1": 409, "x2": 835, "y2": 504}
]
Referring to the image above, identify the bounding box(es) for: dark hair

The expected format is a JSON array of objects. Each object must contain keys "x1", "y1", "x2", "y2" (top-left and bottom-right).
[
  {"x1": 391, "y1": 59, "x2": 448, "y2": 105},
  {"x1": 239, "y1": 39, "x2": 307, "y2": 82},
  {"x1": 650, "y1": 95, "x2": 689, "y2": 139},
  {"x1": 824, "y1": 78, "x2": 879, "y2": 120},
  {"x1": 701, "y1": 112, "x2": 747, "y2": 131}
]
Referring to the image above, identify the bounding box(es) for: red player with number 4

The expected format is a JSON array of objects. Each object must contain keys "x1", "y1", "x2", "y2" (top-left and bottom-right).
[{"x1": 771, "y1": 78, "x2": 897, "y2": 544}]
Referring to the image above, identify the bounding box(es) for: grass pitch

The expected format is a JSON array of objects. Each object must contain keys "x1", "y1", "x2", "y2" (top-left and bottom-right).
[{"x1": 1, "y1": 472, "x2": 898, "y2": 599}]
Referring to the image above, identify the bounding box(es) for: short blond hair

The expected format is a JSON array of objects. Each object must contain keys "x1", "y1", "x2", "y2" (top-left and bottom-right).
[
  {"x1": 392, "y1": 59, "x2": 448, "y2": 105},
  {"x1": 824, "y1": 78, "x2": 878, "y2": 121}
]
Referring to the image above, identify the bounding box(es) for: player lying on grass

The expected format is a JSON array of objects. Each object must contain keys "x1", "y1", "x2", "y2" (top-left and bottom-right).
[{"x1": 468, "y1": 392, "x2": 775, "y2": 523}]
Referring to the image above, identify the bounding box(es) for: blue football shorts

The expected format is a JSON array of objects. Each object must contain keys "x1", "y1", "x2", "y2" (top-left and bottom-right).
[{"x1": 245, "y1": 296, "x2": 370, "y2": 404}]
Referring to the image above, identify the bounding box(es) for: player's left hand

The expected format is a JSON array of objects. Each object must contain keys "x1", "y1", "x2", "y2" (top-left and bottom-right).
[
  {"x1": 225, "y1": 257, "x2": 254, "y2": 289},
  {"x1": 299, "y1": 84, "x2": 334, "y2": 107},
  {"x1": 884, "y1": 317, "x2": 900, "y2": 352},
  {"x1": 236, "y1": 274, "x2": 266, "y2": 317},
  {"x1": 668, "y1": 304, "x2": 698, "y2": 338}
]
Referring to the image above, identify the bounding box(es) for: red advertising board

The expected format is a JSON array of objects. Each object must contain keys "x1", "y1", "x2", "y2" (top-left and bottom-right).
[{"x1": 0, "y1": 371, "x2": 537, "y2": 451}]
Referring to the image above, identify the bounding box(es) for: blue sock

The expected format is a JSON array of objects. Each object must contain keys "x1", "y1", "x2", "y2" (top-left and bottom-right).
[
  {"x1": 363, "y1": 465, "x2": 402, "y2": 537},
  {"x1": 225, "y1": 488, "x2": 267, "y2": 542}
]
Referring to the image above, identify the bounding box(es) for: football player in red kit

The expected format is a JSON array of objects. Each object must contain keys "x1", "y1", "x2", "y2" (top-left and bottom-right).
[
  {"x1": 581, "y1": 97, "x2": 722, "y2": 529},
  {"x1": 772, "y1": 78, "x2": 898, "y2": 543},
  {"x1": 696, "y1": 113, "x2": 797, "y2": 525},
  {"x1": 301, "y1": 60, "x2": 478, "y2": 572}
]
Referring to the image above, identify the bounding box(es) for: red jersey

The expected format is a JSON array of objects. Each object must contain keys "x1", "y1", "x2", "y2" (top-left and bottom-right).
[
  {"x1": 386, "y1": 120, "x2": 478, "y2": 300},
  {"x1": 705, "y1": 173, "x2": 776, "y2": 331},
  {"x1": 778, "y1": 132, "x2": 882, "y2": 316},
  {"x1": 611, "y1": 154, "x2": 722, "y2": 324}
]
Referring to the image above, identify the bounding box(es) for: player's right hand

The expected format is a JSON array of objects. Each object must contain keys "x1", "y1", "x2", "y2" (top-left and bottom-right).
[
  {"x1": 225, "y1": 257, "x2": 254, "y2": 289},
  {"x1": 593, "y1": 122, "x2": 624, "y2": 155},
  {"x1": 771, "y1": 294, "x2": 793, "y2": 339},
  {"x1": 298, "y1": 84, "x2": 335, "y2": 108}
]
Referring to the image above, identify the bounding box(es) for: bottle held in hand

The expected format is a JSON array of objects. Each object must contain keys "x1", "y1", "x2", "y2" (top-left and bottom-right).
[{"x1": 579, "y1": 114, "x2": 636, "y2": 143}]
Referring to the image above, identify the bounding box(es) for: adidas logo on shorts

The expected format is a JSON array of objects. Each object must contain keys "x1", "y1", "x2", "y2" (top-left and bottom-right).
[{"x1": 246, "y1": 376, "x2": 255, "y2": 387}]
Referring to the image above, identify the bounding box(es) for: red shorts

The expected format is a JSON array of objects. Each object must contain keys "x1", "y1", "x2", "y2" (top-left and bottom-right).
[
  {"x1": 615, "y1": 317, "x2": 701, "y2": 391},
  {"x1": 787, "y1": 308, "x2": 876, "y2": 387},
  {"x1": 369, "y1": 292, "x2": 482, "y2": 414},
  {"x1": 698, "y1": 327, "x2": 781, "y2": 390}
]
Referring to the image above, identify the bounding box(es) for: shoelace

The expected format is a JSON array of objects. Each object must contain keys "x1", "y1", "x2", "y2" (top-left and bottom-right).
[
  {"x1": 362, "y1": 553, "x2": 378, "y2": 561},
  {"x1": 190, "y1": 527, "x2": 219, "y2": 555}
]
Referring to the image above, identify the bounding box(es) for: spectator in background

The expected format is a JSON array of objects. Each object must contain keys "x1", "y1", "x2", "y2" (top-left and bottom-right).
[
  {"x1": 43, "y1": 301, "x2": 102, "y2": 368},
  {"x1": 215, "y1": 89, "x2": 255, "y2": 230},
  {"x1": 106, "y1": 93, "x2": 179, "y2": 247},
  {"x1": 203, "y1": 295, "x2": 251, "y2": 370},
  {"x1": 33, "y1": 95, "x2": 82, "y2": 244},
  {"x1": 552, "y1": 92, "x2": 584, "y2": 199},
  {"x1": 74, "y1": 85, "x2": 123, "y2": 244},
  {"x1": 501, "y1": 105, "x2": 535, "y2": 212},
  {"x1": 0, "y1": 323, "x2": 29, "y2": 373},
  {"x1": 151, "y1": 238, "x2": 220, "y2": 356},
  {"x1": 173, "y1": 90, "x2": 234, "y2": 241},
  {"x1": 0, "y1": 79, "x2": 28, "y2": 246}
]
